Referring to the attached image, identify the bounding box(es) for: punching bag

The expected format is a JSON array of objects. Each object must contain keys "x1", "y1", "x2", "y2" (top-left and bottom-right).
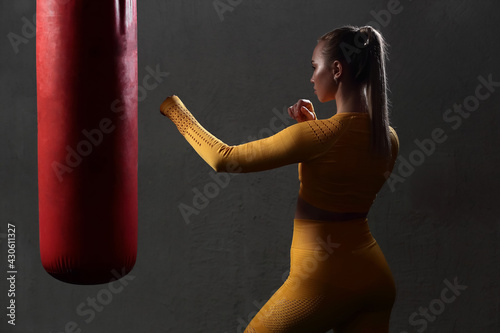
[{"x1": 36, "y1": 0, "x2": 138, "y2": 284}]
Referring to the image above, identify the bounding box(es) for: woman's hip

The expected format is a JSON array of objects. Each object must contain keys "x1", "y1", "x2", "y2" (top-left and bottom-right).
[{"x1": 289, "y1": 218, "x2": 396, "y2": 303}]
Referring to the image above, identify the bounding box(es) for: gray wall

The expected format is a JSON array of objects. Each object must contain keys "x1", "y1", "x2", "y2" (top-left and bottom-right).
[{"x1": 1, "y1": 0, "x2": 499, "y2": 332}]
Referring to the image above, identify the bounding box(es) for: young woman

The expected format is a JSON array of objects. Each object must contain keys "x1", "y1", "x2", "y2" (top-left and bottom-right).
[{"x1": 160, "y1": 25, "x2": 399, "y2": 333}]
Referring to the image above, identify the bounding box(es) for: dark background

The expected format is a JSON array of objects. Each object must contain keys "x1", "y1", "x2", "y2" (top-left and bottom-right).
[{"x1": 1, "y1": 0, "x2": 499, "y2": 332}]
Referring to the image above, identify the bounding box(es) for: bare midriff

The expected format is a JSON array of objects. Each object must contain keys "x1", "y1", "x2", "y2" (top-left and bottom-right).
[{"x1": 294, "y1": 194, "x2": 368, "y2": 222}]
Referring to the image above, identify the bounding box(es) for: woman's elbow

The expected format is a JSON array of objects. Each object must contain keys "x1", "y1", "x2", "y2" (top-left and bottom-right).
[{"x1": 212, "y1": 160, "x2": 245, "y2": 173}]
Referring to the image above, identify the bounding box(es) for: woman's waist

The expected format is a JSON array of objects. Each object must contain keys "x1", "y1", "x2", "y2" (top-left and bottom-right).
[
  {"x1": 291, "y1": 217, "x2": 376, "y2": 253},
  {"x1": 295, "y1": 194, "x2": 369, "y2": 222}
]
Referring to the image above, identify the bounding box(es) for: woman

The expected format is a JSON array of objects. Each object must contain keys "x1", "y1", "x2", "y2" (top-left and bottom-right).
[{"x1": 160, "y1": 25, "x2": 399, "y2": 333}]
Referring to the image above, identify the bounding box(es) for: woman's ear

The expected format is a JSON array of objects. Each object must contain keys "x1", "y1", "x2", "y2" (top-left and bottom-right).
[{"x1": 331, "y1": 60, "x2": 343, "y2": 81}]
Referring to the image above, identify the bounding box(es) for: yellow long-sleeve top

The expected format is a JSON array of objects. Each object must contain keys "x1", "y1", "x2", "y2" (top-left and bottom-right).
[{"x1": 160, "y1": 95, "x2": 399, "y2": 213}]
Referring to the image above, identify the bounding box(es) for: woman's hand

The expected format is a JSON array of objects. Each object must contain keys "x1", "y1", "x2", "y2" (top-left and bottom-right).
[{"x1": 288, "y1": 99, "x2": 316, "y2": 123}]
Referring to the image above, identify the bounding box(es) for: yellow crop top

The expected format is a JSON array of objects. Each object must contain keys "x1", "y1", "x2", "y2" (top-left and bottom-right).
[{"x1": 160, "y1": 95, "x2": 399, "y2": 213}]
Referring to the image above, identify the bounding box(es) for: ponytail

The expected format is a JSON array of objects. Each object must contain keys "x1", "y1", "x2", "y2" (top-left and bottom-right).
[
  {"x1": 319, "y1": 25, "x2": 393, "y2": 162},
  {"x1": 359, "y1": 26, "x2": 391, "y2": 160}
]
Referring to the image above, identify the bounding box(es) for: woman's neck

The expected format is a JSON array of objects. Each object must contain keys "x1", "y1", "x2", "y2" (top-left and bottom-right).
[{"x1": 335, "y1": 83, "x2": 369, "y2": 114}]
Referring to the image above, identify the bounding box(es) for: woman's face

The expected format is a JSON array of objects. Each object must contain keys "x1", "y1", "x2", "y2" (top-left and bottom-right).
[{"x1": 310, "y1": 41, "x2": 337, "y2": 103}]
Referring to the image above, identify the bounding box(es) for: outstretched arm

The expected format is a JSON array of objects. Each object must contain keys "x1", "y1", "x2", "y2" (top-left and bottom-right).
[{"x1": 160, "y1": 95, "x2": 353, "y2": 173}]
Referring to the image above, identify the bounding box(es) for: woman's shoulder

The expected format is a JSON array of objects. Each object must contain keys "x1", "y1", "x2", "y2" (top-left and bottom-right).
[
  {"x1": 388, "y1": 125, "x2": 399, "y2": 154},
  {"x1": 388, "y1": 126, "x2": 399, "y2": 141}
]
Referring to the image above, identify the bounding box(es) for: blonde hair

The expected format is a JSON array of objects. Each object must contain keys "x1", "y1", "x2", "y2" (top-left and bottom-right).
[{"x1": 318, "y1": 25, "x2": 392, "y2": 161}]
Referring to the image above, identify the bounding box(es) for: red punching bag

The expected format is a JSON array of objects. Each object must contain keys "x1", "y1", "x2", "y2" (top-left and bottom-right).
[{"x1": 36, "y1": 0, "x2": 138, "y2": 284}]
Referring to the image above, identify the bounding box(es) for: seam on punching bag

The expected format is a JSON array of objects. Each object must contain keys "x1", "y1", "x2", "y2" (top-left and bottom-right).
[{"x1": 116, "y1": 0, "x2": 131, "y2": 35}]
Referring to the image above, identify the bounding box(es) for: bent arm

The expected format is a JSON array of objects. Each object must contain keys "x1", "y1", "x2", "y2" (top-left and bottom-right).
[{"x1": 160, "y1": 95, "x2": 352, "y2": 173}]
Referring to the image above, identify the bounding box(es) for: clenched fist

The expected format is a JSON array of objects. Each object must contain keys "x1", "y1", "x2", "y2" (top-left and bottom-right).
[{"x1": 288, "y1": 99, "x2": 316, "y2": 123}]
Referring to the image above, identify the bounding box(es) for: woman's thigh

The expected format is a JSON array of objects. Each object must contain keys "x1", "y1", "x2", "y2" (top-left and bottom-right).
[
  {"x1": 243, "y1": 276, "x2": 350, "y2": 333},
  {"x1": 243, "y1": 274, "x2": 389, "y2": 332},
  {"x1": 244, "y1": 243, "x2": 396, "y2": 332}
]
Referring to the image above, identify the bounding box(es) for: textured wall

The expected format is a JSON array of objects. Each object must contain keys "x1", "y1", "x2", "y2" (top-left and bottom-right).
[{"x1": 0, "y1": 0, "x2": 499, "y2": 332}]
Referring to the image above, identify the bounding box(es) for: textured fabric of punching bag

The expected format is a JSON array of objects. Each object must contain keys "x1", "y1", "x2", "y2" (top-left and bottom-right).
[{"x1": 36, "y1": 0, "x2": 138, "y2": 284}]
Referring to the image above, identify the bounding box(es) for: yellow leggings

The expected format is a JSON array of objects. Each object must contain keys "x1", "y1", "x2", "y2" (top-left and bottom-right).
[{"x1": 244, "y1": 218, "x2": 396, "y2": 333}]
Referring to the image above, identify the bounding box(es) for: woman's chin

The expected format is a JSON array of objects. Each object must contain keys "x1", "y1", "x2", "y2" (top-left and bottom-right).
[
  {"x1": 317, "y1": 95, "x2": 334, "y2": 103},
  {"x1": 321, "y1": 95, "x2": 335, "y2": 103}
]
